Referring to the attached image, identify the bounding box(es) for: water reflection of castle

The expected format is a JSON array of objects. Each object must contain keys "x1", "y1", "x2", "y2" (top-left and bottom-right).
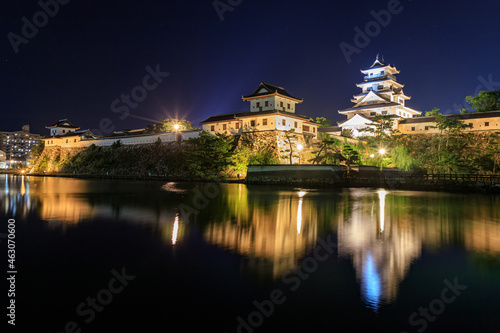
[
  {"x1": 204, "y1": 188, "x2": 318, "y2": 279},
  {"x1": 2, "y1": 175, "x2": 499, "y2": 308},
  {"x1": 336, "y1": 189, "x2": 421, "y2": 310}
]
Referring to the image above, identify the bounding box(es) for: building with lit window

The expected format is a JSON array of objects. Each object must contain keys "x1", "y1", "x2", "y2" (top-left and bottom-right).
[
  {"x1": 0, "y1": 150, "x2": 6, "y2": 169},
  {"x1": 200, "y1": 82, "x2": 318, "y2": 140},
  {"x1": 0, "y1": 125, "x2": 41, "y2": 167}
]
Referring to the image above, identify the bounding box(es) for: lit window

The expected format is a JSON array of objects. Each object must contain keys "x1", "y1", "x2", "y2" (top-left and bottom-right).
[
  {"x1": 282, "y1": 119, "x2": 286, "y2": 126},
  {"x1": 223, "y1": 124, "x2": 227, "y2": 130},
  {"x1": 263, "y1": 119, "x2": 267, "y2": 126},
  {"x1": 294, "y1": 121, "x2": 297, "y2": 128}
]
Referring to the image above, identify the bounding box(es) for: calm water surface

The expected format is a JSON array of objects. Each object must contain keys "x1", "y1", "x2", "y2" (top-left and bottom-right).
[{"x1": 1, "y1": 175, "x2": 500, "y2": 332}]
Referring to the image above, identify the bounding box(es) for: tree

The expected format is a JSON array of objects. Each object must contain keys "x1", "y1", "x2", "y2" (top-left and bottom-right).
[
  {"x1": 153, "y1": 119, "x2": 198, "y2": 133},
  {"x1": 185, "y1": 131, "x2": 235, "y2": 178},
  {"x1": 309, "y1": 137, "x2": 345, "y2": 164},
  {"x1": 466, "y1": 90, "x2": 500, "y2": 112},
  {"x1": 311, "y1": 117, "x2": 332, "y2": 127},
  {"x1": 279, "y1": 129, "x2": 299, "y2": 164},
  {"x1": 426, "y1": 108, "x2": 472, "y2": 148},
  {"x1": 28, "y1": 139, "x2": 45, "y2": 167},
  {"x1": 341, "y1": 128, "x2": 354, "y2": 138}
]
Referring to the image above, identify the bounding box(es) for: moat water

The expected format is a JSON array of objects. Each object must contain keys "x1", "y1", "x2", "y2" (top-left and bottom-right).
[{"x1": 1, "y1": 174, "x2": 499, "y2": 332}]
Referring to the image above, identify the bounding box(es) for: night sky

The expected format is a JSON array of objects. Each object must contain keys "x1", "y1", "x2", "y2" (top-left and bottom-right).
[{"x1": 1, "y1": 0, "x2": 500, "y2": 136}]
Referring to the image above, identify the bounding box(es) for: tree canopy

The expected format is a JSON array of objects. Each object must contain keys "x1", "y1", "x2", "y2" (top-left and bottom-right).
[{"x1": 466, "y1": 90, "x2": 500, "y2": 112}]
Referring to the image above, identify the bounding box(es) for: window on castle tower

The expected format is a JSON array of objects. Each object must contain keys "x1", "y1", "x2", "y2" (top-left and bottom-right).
[
  {"x1": 223, "y1": 124, "x2": 227, "y2": 130},
  {"x1": 211, "y1": 125, "x2": 215, "y2": 131},
  {"x1": 265, "y1": 101, "x2": 269, "y2": 107},
  {"x1": 411, "y1": 127, "x2": 415, "y2": 131},
  {"x1": 294, "y1": 121, "x2": 297, "y2": 128},
  {"x1": 287, "y1": 103, "x2": 290, "y2": 109},
  {"x1": 256, "y1": 102, "x2": 260, "y2": 108},
  {"x1": 251, "y1": 120, "x2": 256, "y2": 127},
  {"x1": 382, "y1": 111, "x2": 388, "y2": 115},
  {"x1": 280, "y1": 102, "x2": 284, "y2": 108},
  {"x1": 235, "y1": 123, "x2": 240, "y2": 129},
  {"x1": 485, "y1": 122, "x2": 490, "y2": 127},
  {"x1": 282, "y1": 119, "x2": 286, "y2": 126},
  {"x1": 263, "y1": 119, "x2": 267, "y2": 126}
]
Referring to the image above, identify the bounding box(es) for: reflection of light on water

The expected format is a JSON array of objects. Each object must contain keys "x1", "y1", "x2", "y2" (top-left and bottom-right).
[
  {"x1": 378, "y1": 190, "x2": 387, "y2": 233},
  {"x1": 363, "y1": 253, "x2": 381, "y2": 310},
  {"x1": 172, "y1": 215, "x2": 179, "y2": 245},
  {"x1": 297, "y1": 198, "x2": 303, "y2": 234},
  {"x1": 21, "y1": 176, "x2": 26, "y2": 196},
  {"x1": 297, "y1": 191, "x2": 306, "y2": 234}
]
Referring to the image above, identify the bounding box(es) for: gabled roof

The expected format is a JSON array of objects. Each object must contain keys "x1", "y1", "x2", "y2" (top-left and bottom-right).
[
  {"x1": 339, "y1": 102, "x2": 401, "y2": 113},
  {"x1": 46, "y1": 119, "x2": 80, "y2": 129},
  {"x1": 200, "y1": 109, "x2": 313, "y2": 124},
  {"x1": 360, "y1": 54, "x2": 399, "y2": 73},
  {"x1": 242, "y1": 82, "x2": 303, "y2": 102},
  {"x1": 338, "y1": 113, "x2": 376, "y2": 126}
]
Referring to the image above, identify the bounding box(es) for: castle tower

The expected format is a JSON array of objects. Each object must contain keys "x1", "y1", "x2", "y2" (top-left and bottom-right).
[{"x1": 337, "y1": 55, "x2": 421, "y2": 137}]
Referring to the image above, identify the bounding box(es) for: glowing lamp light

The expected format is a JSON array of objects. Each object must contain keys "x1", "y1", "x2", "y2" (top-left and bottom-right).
[
  {"x1": 173, "y1": 124, "x2": 180, "y2": 131},
  {"x1": 370, "y1": 154, "x2": 375, "y2": 158},
  {"x1": 379, "y1": 149, "x2": 386, "y2": 155},
  {"x1": 297, "y1": 143, "x2": 303, "y2": 151}
]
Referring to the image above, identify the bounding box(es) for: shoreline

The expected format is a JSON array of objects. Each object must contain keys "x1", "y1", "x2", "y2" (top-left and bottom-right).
[{"x1": 2, "y1": 171, "x2": 500, "y2": 194}]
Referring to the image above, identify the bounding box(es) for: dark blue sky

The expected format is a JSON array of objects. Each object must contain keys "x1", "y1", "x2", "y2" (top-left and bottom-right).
[{"x1": 1, "y1": 0, "x2": 500, "y2": 135}]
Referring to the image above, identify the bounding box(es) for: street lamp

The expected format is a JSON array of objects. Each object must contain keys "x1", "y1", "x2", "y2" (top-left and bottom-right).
[
  {"x1": 379, "y1": 148, "x2": 386, "y2": 155},
  {"x1": 173, "y1": 124, "x2": 180, "y2": 131},
  {"x1": 297, "y1": 143, "x2": 303, "y2": 164}
]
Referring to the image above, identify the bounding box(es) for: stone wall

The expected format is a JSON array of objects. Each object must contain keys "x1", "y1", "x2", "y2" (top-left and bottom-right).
[
  {"x1": 238, "y1": 130, "x2": 318, "y2": 164},
  {"x1": 31, "y1": 146, "x2": 84, "y2": 173}
]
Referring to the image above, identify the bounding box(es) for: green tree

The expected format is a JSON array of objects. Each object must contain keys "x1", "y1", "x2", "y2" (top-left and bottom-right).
[
  {"x1": 28, "y1": 139, "x2": 45, "y2": 167},
  {"x1": 341, "y1": 128, "x2": 354, "y2": 138},
  {"x1": 466, "y1": 90, "x2": 500, "y2": 112},
  {"x1": 310, "y1": 137, "x2": 345, "y2": 164},
  {"x1": 311, "y1": 117, "x2": 332, "y2": 127},
  {"x1": 279, "y1": 129, "x2": 299, "y2": 164},
  {"x1": 185, "y1": 131, "x2": 235, "y2": 178},
  {"x1": 153, "y1": 119, "x2": 198, "y2": 133}
]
